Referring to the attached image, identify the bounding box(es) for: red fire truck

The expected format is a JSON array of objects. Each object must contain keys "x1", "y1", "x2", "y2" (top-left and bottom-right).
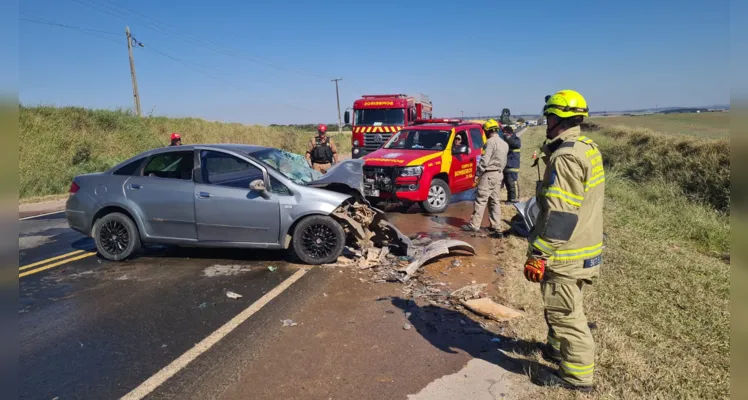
[{"x1": 344, "y1": 94, "x2": 433, "y2": 159}]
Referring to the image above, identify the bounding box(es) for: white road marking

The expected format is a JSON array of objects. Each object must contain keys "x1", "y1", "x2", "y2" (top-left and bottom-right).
[
  {"x1": 19, "y1": 210, "x2": 65, "y2": 220},
  {"x1": 120, "y1": 267, "x2": 310, "y2": 400}
]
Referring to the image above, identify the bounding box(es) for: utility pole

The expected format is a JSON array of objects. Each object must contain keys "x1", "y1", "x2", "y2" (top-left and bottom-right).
[
  {"x1": 331, "y1": 78, "x2": 343, "y2": 133},
  {"x1": 125, "y1": 26, "x2": 142, "y2": 117},
  {"x1": 461, "y1": 110, "x2": 464, "y2": 119}
]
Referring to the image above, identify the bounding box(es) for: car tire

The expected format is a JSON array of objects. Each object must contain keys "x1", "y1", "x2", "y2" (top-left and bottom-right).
[
  {"x1": 421, "y1": 178, "x2": 451, "y2": 214},
  {"x1": 93, "y1": 212, "x2": 141, "y2": 261},
  {"x1": 291, "y1": 215, "x2": 345, "y2": 265}
]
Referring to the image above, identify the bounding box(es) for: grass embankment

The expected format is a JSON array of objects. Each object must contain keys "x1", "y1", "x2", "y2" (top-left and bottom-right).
[
  {"x1": 497, "y1": 125, "x2": 729, "y2": 399},
  {"x1": 589, "y1": 112, "x2": 729, "y2": 139},
  {"x1": 19, "y1": 106, "x2": 352, "y2": 199}
]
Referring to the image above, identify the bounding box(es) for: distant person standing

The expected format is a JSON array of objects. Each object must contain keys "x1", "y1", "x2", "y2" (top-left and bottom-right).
[
  {"x1": 169, "y1": 132, "x2": 182, "y2": 146},
  {"x1": 502, "y1": 126, "x2": 521, "y2": 202},
  {"x1": 305, "y1": 124, "x2": 339, "y2": 173},
  {"x1": 461, "y1": 119, "x2": 508, "y2": 235}
]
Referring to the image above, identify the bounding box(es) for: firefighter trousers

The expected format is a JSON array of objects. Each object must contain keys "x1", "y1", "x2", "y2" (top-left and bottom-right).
[
  {"x1": 542, "y1": 275, "x2": 595, "y2": 387},
  {"x1": 468, "y1": 170, "x2": 502, "y2": 230},
  {"x1": 503, "y1": 171, "x2": 519, "y2": 201}
]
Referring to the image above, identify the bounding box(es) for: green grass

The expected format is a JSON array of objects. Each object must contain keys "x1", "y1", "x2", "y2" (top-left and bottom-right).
[
  {"x1": 19, "y1": 105, "x2": 352, "y2": 199},
  {"x1": 589, "y1": 112, "x2": 729, "y2": 138},
  {"x1": 498, "y1": 126, "x2": 729, "y2": 399}
]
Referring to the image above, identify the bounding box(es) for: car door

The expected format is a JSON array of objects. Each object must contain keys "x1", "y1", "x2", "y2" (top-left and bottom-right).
[
  {"x1": 449, "y1": 129, "x2": 475, "y2": 192},
  {"x1": 468, "y1": 127, "x2": 486, "y2": 187},
  {"x1": 194, "y1": 149, "x2": 281, "y2": 244},
  {"x1": 124, "y1": 150, "x2": 198, "y2": 240}
]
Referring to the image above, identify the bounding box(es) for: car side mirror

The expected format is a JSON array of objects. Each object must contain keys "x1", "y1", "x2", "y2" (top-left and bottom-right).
[
  {"x1": 249, "y1": 179, "x2": 270, "y2": 199},
  {"x1": 344, "y1": 111, "x2": 350, "y2": 124},
  {"x1": 452, "y1": 144, "x2": 469, "y2": 155}
]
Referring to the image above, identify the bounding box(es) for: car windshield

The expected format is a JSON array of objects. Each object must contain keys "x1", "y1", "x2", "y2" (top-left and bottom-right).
[
  {"x1": 250, "y1": 148, "x2": 323, "y2": 185},
  {"x1": 354, "y1": 108, "x2": 405, "y2": 126},
  {"x1": 383, "y1": 129, "x2": 451, "y2": 151}
]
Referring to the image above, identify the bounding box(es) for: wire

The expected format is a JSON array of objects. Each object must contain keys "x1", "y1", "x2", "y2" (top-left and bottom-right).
[
  {"x1": 20, "y1": 15, "x2": 120, "y2": 36},
  {"x1": 20, "y1": 14, "x2": 313, "y2": 112},
  {"x1": 68, "y1": 0, "x2": 335, "y2": 81}
]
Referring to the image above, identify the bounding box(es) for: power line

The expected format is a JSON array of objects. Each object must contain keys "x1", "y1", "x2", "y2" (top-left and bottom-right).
[
  {"x1": 20, "y1": 12, "x2": 121, "y2": 35},
  {"x1": 21, "y1": 16, "x2": 313, "y2": 113},
  {"x1": 67, "y1": 0, "x2": 335, "y2": 81}
]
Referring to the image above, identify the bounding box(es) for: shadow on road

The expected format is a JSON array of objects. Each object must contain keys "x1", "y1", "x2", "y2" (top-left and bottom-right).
[
  {"x1": 389, "y1": 297, "x2": 554, "y2": 383},
  {"x1": 136, "y1": 245, "x2": 290, "y2": 263}
]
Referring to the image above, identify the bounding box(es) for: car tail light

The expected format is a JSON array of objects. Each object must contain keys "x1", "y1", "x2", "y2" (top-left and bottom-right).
[{"x1": 69, "y1": 181, "x2": 80, "y2": 194}]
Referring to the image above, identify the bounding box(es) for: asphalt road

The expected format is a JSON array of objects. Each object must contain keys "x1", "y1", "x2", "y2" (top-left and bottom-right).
[{"x1": 18, "y1": 132, "x2": 531, "y2": 399}]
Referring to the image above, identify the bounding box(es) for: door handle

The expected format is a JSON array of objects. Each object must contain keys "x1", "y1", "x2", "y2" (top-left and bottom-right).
[
  {"x1": 129, "y1": 184, "x2": 142, "y2": 190},
  {"x1": 198, "y1": 192, "x2": 212, "y2": 198}
]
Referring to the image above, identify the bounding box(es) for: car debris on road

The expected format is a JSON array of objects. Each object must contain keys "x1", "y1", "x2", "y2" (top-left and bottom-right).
[{"x1": 226, "y1": 291, "x2": 243, "y2": 299}]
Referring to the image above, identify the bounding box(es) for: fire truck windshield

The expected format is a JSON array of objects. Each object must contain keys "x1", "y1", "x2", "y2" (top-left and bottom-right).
[
  {"x1": 354, "y1": 108, "x2": 405, "y2": 126},
  {"x1": 383, "y1": 130, "x2": 451, "y2": 151}
]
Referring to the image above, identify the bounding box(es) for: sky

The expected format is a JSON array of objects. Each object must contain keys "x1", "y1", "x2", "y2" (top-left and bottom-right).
[{"x1": 17, "y1": 0, "x2": 730, "y2": 125}]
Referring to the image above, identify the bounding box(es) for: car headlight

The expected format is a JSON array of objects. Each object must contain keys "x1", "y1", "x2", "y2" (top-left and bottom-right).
[
  {"x1": 400, "y1": 166, "x2": 423, "y2": 177},
  {"x1": 353, "y1": 148, "x2": 360, "y2": 154},
  {"x1": 353, "y1": 139, "x2": 360, "y2": 146}
]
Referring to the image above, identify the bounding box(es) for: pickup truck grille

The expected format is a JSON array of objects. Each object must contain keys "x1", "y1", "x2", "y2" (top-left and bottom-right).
[
  {"x1": 363, "y1": 165, "x2": 397, "y2": 192},
  {"x1": 363, "y1": 133, "x2": 394, "y2": 152}
]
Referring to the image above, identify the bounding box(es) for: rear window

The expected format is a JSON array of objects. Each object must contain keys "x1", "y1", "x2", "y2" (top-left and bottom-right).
[{"x1": 113, "y1": 159, "x2": 144, "y2": 176}]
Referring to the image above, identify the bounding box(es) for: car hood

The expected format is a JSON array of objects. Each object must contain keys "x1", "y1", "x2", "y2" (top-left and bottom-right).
[
  {"x1": 362, "y1": 149, "x2": 443, "y2": 167},
  {"x1": 307, "y1": 159, "x2": 366, "y2": 196}
]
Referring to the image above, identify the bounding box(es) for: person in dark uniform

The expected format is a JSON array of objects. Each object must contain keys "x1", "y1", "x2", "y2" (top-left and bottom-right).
[
  {"x1": 305, "y1": 124, "x2": 339, "y2": 173},
  {"x1": 502, "y1": 126, "x2": 521, "y2": 202}
]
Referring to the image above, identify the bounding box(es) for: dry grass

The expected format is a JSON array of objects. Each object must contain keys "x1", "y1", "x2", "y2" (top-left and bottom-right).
[
  {"x1": 19, "y1": 105, "x2": 352, "y2": 199},
  {"x1": 496, "y1": 126, "x2": 729, "y2": 399},
  {"x1": 588, "y1": 112, "x2": 729, "y2": 139}
]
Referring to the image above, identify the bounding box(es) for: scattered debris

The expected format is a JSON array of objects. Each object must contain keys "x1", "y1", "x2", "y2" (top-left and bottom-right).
[
  {"x1": 451, "y1": 259, "x2": 462, "y2": 268},
  {"x1": 403, "y1": 323, "x2": 412, "y2": 330},
  {"x1": 226, "y1": 291, "x2": 243, "y2": 299},
  {"x1": 449, "y1": 284, "x2": 488, "y2": 301},
  {"x1": 281, "y1": 319, "x2": 298, "y2": 327},
  {"x1": 323, "y1": 293, "x2": 328, "y2": 297},
  {"x1": 267, "y1": 266, "x2": 278, "y2": 272},
  {"x1": 491, "y1": 337, "x2": 502, "y2": 343},
  {"x1": 204, "y1": 265, "x2": 251, "y2": 277},
  {"x1": 461, "y1": 298, "x2": 523, "y2": 322},
  {"x1": 494, "y1": 267, "x2": 504, "y2": 276},
  {"x1": 161, "y1": 344, "x2": 168, "y2": 348},
  {"x1": 198, "y1": 302, "x2": 209, "y2": 309}
]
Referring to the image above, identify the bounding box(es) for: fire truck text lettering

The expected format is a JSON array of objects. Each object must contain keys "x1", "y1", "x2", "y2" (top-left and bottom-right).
[{"x1": 363, "y1": 101, "x2": 395, "y2": 106}]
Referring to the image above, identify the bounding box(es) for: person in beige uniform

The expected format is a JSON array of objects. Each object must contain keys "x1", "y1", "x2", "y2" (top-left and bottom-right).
[
  {"x1": 523, "y1": 89, "x2": 604, "y2": 393},
  {"x1": 461, "y1": 119, "x2": 508, "y2": 235}
]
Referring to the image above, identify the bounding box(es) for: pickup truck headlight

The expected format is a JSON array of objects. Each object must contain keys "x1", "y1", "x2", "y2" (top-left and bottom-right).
[
  {"x1": 400, "y1": 166, "x2": 423, "y2": 177},
  {"x1": 353, "y1": 139, "x2": 360, "y2": 146}
]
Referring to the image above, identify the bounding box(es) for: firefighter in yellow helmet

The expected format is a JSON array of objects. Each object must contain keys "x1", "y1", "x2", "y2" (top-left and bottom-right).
[
  {"x1": 462, "y1": 118, "x2": 508, "y2": 235},
  {"x1": 524, "y1": 90, "x2": 604, "y2": 392}
]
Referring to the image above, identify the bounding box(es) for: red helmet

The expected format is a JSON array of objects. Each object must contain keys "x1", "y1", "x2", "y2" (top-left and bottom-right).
[
  {"x1": 317, "y1": 124, "x2": 328, "y2": 134},
  {"x1": 170, "y1": 133, "x2": 181, "y2": 140}
]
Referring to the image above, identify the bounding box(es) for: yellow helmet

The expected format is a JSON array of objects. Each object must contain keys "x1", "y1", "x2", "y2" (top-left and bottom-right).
[
  {"x1": 483, "y1": 119, "x2": 500, "y2": 132},
  {"x1": 543, "y1": 90, "x2": 589, "y2": 119}
]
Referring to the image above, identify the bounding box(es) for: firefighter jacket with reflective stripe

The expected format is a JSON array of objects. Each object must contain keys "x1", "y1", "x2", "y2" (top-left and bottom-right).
[
  {"x1": 528, "y1": 126, "x2": 605, "y2": 280},
  {"x1": 477, "y1": 134, "x2": 508, "y2": 176},
  {"x1": 504, "y1": 134, "x2": 521, "y2": 172}
]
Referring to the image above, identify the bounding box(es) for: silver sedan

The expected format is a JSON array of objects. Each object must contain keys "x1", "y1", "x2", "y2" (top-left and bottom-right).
[{"x1": 65, "y1": 144, "x2": 380, "y2": 265}]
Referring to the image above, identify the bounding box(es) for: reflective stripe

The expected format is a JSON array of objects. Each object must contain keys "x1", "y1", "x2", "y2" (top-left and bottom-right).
[
  {"x1": 584, "y1": 172, "x2": 606, "y2": 191},
  {"x1": 506, "y1": 168, "x2": 520, "y2": 172},
  {"x1": 544, "y1": 186, "x2": 583, "y2": 207},
  {"x1": 547, "y1": 335, "x2": 561, "y2": 350},
  {"x1": 577, "y1": 136, "x2": 593, "y2": 145},
  {"x1": 533, "y1": 240, "x2": 603, "y2": 261},
  {"x1": 561, "y1": 361, "x2": 595, "y2": 376},
  {"x1": 512, "y1": 149, "x2": 521, "y2": 152}
]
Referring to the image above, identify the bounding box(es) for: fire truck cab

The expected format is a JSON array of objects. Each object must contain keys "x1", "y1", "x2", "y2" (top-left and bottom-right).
[
  {"x1": 344, "y1": 94, "x2": 433, "y2": 159},
  {"x1": 361, "y1": 119, "x2": 487, "y2": 214}
]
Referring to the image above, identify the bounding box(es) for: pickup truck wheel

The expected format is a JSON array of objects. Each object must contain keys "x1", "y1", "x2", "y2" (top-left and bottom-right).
[
  {"x1": 291, "y1": 215, "x2": 345, "y2": 265},
  {"x1": 93, "y1": 212, "x2": 141, "y2": 261},
  {"x1": 421, "y1": 179, "x2": 451, "y2": 214}
]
